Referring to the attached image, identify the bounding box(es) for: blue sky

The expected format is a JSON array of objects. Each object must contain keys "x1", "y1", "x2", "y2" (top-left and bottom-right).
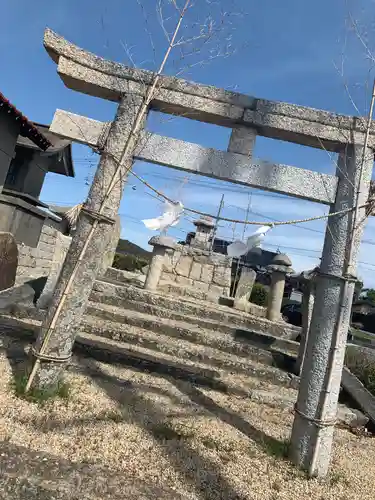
[{"x1": 2, "y1": 0, "x2": 375, "y2": 284}]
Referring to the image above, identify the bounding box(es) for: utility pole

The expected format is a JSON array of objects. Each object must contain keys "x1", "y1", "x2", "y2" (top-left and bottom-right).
[{"x1": 209, "y1": 194, "x2": 224, "y2": 253}]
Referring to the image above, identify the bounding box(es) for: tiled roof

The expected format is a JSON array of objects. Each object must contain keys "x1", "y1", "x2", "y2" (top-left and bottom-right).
[{"x1": 0, "y1": 92, "x2": 51, "y2": 151}]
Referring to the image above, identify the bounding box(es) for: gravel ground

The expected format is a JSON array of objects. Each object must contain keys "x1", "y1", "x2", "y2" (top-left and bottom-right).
[{"x1": 1, "y1": 334, "x2": 374, "y2": 500}]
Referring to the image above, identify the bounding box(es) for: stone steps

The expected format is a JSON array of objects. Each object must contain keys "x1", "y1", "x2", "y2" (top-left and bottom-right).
[
  {"x1": 5, "y1": 287, "x2": 300, "y2": 361},
  {"x1": 81, "y1": 312, "x2": 297, "y2": 387},
  {"x1": 92, "y1": 280, "x2": 300, "y2": 339},
  {"x1": 0, "y1": 312, "x2": 296, "y2": 393},
  {"x1": 1, "y1": 301, "x2": 298, "y2": 388},
  {"x1": 86, "y1": 300, "x2": 297, "y2": 359}
]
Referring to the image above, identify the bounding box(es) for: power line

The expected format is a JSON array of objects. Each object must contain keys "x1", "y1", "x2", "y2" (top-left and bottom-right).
[{"x1": 41, "y1": 197, "x2": 375, "y2": 270}]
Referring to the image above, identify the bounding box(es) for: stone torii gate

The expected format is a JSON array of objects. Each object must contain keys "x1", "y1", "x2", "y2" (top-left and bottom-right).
[{"x1": 34, "y1": 28, "x2": 374, "y2": 477}]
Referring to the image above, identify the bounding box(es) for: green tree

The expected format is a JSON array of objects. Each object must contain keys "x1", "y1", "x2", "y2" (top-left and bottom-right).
[
  {"x1": 250, "y1": 283, "x2": 268, "y2": 306},
  {"x1": 361, "y1": 288, "x2": 375, "y2": 305}
]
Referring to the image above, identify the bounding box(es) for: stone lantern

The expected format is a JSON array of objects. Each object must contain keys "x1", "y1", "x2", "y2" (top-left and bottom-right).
[
  {"x1": 266, "y1": 253, "x2": 294, "y2": 322},
  {"x1": 144, "y1": 235, "x2": 176, "y2": 291},
  {"x1": 191, "y1": 216, "x2": 215, "y2": 250}
]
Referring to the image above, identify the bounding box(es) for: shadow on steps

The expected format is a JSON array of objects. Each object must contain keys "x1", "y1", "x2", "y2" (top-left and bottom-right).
[{"x1": 0, "y1": 319, "x2": 250, "y2": 398}]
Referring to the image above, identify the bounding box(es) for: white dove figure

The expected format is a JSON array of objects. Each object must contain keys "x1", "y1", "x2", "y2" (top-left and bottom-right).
[
  {"x1": 227, "y1": 225, "x2": 272, "y2": 258},
  {"x1": 142, "y1": 200, "x2": 184, "y2": 233}
]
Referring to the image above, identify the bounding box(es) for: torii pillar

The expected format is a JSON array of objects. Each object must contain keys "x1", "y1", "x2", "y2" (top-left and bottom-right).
[
  {"x1": 29, "y1": 94, "x2": 145, "y2": 389},
  {"x1": 289, "y1": 144, "x2": 374, "y2": 477}
]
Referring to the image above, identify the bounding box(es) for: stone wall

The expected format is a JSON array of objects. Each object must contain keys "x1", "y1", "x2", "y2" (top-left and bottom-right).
[
  {"x1": 37, "y1": 232, "x2": 72, "y2": 308},
  {"x1": 162, "y1": 244, "x2": 232, "y2": 297},
  {"x1": 15, "y1": 221, "x2": 59, "y2": 284}
]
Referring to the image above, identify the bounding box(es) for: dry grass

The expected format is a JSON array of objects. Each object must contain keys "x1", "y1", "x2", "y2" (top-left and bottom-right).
[{"x1": 1, "y1": 334, "x2": 374, "y2": 500}]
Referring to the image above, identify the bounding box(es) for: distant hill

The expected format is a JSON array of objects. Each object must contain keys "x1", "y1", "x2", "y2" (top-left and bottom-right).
[{"x1": 115, "y1": 239, "x2": 151, "y2": 260}]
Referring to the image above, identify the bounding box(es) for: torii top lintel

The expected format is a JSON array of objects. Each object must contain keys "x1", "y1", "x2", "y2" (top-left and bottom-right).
[{"x1": 44, "y1": 28, "x2": 375, "y2": 152}]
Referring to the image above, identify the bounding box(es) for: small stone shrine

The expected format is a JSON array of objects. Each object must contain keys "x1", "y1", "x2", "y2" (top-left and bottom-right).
[{"x1": 162, "y1": 216, "x2": 232, "y2": 296}]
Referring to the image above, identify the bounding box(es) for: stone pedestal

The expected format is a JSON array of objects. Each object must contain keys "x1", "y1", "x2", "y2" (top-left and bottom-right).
[
  {"x1": 144, "y1": 236, "x2": 176, "y2": 291},
  {"x1": 163, "y1": 245, "x2": 232, "y2": 296},
  {"x1": 266, "y1": 254, "x2": 293, "y2": 322}
]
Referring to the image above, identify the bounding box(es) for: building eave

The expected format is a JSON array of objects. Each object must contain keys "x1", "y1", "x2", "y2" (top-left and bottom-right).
[{"x1": 0, "y1": 92, "x2": 51, "y2": 151}]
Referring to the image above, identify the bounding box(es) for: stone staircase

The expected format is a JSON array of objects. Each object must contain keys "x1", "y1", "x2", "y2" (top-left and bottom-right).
[
  {"x1": 4, "y1": 276, "x2": 300, "y2": 387},
  {"x1": 3, "y1": 275, "x2": 370, "y2": 428}
]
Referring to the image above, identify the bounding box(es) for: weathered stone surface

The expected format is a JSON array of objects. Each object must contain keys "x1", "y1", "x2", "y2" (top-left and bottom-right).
[
  {"x1": 175, "y1": 255, "x2": 192, "y2": 277},
  {"x1": 193, "y1": 216, "x2": 215, "y2": 229},
  {"x1": 210, "y1": 253, "x2": 232, "y2": 266},
  {"x1": 341, "y1": 366, "x2": 375, "y2": 425},
  {"x1": 171, "y1": 250, "x2": 182, "y2": 265},
  {"x1": 337, "y1": 406, "x2": 369, "y2": 428},
  {"x1": 190, "y1": 217, "x2": 214, "y2": 250},
  {"x1": 267, "y1": 264, "x2": 294, "y2": 274},
  {"x1": 37, "y1": 233, "x2": 72, "y2": 309},
  {"x1": 213, "y1": 266, "x2": 231, "y2": 287},
  {"x1": 145, "y1": 240, "x2": 175, "y2": 292},
  {"x1": 200, "y1": 264, "x2": 214, "y2": 283},
  {"x1": 243, "y1": 108, "x2": 374, "y2": 150},
  {"x1": 38, "y1": 234, "x2": 57, "y2": 246},
  {"x1": 90, "y1": 280, "x2": 283, "y2": 333},
  {"x1": 235, "y1": 268, "x2": 256, "y2": 301},
  {"x1": 163, "y1": 253, "x2": 174, "y2": 273},
  {"x1": 148, "y1": 235, "x2": 176, "y2": 249},
  {"x1": 99, "y1": 215, "x2": 121, "y2": 275},
  {"x1": 41, "y1": 224, "x2": 57, "y2": 236},
  {"x1": 35, "y1": 241, "x2": 56, "y2": 254},
  {"x1": 228, "y1": 126, "x2": 256, "y2": 157},
  {"x1": 290, "y1": 144, "x2": 374, "y2": 477},
  {"x1": 267, "y1": 271, "x2": 286, "y2": 322},
  {"x1": 189, "y1": 262, "x2": 202, "y2": 280},
  {"x1": 50, "y1": 109, "x2": 109, "y2": 148},
  {"x1": 0, "y1": 232, "x2": 18, "y2": 291},
  {"x1": 45, "y1": 29, "x2": 375, "y2": 150},
  {"x1": 194, "y1": 280, "x2": 210, "y2": 292},
  {"x1": 52, "y1": 109, "x2": 339, "y2": 205},
  {"x1": 175, "y1": 275, "x2": 193, "y2": 287},
  {"x1": 136, "y1": 134, "x2": 338, "y2": 205},
  {"x1": 209, "y1": 284, "x2": 224, "y2": 296},
  {"x1": 31, "y1": 94, "x2": 145, "y2": 390},
  {"x1": 160, "y1": 271, "x2": 175, "y2": 282},
  {"x1": 272, "y1": 253, "x2": 292, "y2": 266},
  {"x1": 105, "y1": 267, "x2": 146, "y2": 286},
  {"x1": 0, "y1": 282, "x2": 35, "y2": 309},
  {"x1": 192, "y1": 254, "x2": 210, "y2": 264}
]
